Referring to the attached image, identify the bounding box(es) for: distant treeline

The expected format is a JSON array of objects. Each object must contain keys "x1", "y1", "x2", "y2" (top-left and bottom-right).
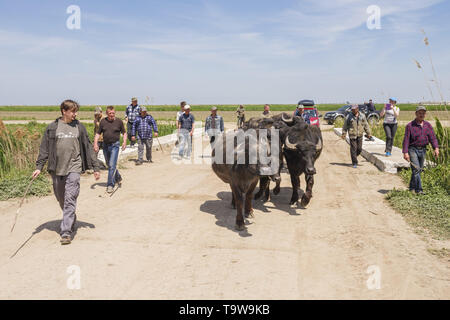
[{"x1": 0, "y1": 104, "x2": 447, "y2": 112}]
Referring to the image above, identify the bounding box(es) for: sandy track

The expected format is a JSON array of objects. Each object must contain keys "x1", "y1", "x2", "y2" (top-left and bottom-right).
[{"x1": 0, "y1": 128, "x2": 448, "y2": 299}]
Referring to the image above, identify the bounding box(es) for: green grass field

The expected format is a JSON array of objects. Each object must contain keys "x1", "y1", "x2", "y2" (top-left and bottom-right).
[{"x1": 0, "y1": 103, "x2": 448, "y2": 113}]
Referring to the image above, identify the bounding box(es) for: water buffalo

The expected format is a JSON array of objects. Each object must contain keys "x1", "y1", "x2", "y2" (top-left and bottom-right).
[
  {"x1": 283, "y1": 121, "x2": 323, "y2": 207},
  {"x1": 211, "y1": 128, "x2": 280, "y2": 230},
  {"x1": 253, "y1": 113, "x2": 303, "y2": 201}
]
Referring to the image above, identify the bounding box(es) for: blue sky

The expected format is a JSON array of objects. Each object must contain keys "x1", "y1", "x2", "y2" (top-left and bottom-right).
[{"x1": 0, "y1": 0, "x2": 449, "y2": 105}]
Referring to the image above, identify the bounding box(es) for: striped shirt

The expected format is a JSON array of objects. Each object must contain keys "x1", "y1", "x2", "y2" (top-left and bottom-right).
[
  {"x1": 131, "y1": 115, "x2": 158, "y2": 139},
  {"x1": 125, "y1": 104, "x2": 141, "y2": 123},
  {"x1": 402, "y1": 120, "x2": 438, "y2": 153}
]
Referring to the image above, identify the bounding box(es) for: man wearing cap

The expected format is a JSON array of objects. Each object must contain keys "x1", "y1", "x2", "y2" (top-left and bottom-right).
[
  {"x1": 131, "y1": 106, "x2": 158, "y2": 165},
  {"x1": 205, "y1": 106, "x2": 224, "y2": 146},
  {"x1": 367, "y1": 99, "x2": 376, "y2": 113},
  {"x1": 294, "y1": 104, "x2": 311, "y2": 124},
  {"x1": 341, "y1": 104, "x2": 372, "y2": 168},
  {"x1": 236, "y1": 105, "x2": 245, "y2": 128},
  {"x1": 402, "y1": 105, "x2": 439, "y2": 195},
  {"x1": 124, "y1": 97, "x2": 141, "y2": 147},
  {"x1": 177, "y1": 105, "x2": 195, "y2": 158}
]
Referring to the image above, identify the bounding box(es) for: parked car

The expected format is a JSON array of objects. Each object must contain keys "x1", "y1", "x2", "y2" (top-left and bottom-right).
[
  {"x1": 297, "y1": 99, "x2": 321, "y2": 127},
  {"x1": 323, "y1": 104, "x2": 380, "y2": 125}
]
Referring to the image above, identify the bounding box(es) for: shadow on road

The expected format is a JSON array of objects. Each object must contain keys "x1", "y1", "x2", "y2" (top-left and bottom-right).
[
  {"x1": 10, "y1": 219, "x2": 95, "y2": 259},
  {"x1": 200, "y1": 192, "x2": 252, "y2": 237},
  {"x1": 90, "y1": 182, "x2": 108, "y2": 189},
  {"x1": 200, "y1": 185, "x2": 308, "y2": 236},
  {"x1": 252, "y1": 186, "x2": 305, "y2": 216},
  {"x1": 329, "y1": 162, "x2": 353, "y2": 167}
]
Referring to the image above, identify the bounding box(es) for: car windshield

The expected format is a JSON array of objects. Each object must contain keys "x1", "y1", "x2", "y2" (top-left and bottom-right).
[
  {"x1": 304, "y1": 109, "x2": 317, "y2": 117},
  {"x1": 338, "y1": 105, "x2": 350, "y2": 112}
]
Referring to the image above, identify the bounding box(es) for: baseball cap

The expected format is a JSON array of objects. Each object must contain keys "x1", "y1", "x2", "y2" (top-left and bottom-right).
[
  {"x1": 211, "y1": 106, "x2": 217, "y2": 111},
  {"x1": 131, "y1": 97, "x2": 138, "y2": 102},
  {"x1": 141, "y1": 106, "x2": 147, "y2": 112},
  {"x1": 416, "y1": 105, "x2": 427, "y2": 112},
  {"x1": 184, "y1": 105, "x2": 191, "y2": 110},
  {"x1": 389, "y1": 97, "x2": 397, "y2": 102},
  {"x1": 351, "y1": 104, "x2": 359, "y2": 110},
  {"x1": 297, "y1": 104, "x2": 304, "y2": 109}
]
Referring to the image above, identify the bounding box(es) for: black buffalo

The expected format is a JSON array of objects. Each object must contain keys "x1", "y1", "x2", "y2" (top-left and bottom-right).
[
  {"x1": 253, "y1": 113, "x2": 303, "y2": 201},
  {"x1": 283, "y1": 120, "x2": 323, "y2": 206},
  {"x1": 254, "y1": 114, "x2": 322, "y2": 207},
  {"x1": 211, "y1": 128, "x2": 280, "y2": 230}
]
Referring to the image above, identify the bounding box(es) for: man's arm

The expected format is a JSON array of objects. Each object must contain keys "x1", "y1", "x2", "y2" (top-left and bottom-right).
[
  {"x1": 94, "y1": 133, "x2": 101, "y2": 153},
  {"x1": 341, "y1": 116, "x2": 348, "y2": 138},
  {"x1": 151, "y1": 117, "x2": 158, "y2": 135},
  {"x1": 80, "y1": 124, "x2": 100, "y2": 179},
  {"x1": 402, "y1": 124, "x2": 411, "y2": 160},
  {"x1": 428, "y1": 124, "x2": 440, "y2": 157},
  {"x1": 121, "y1": 121, "x2": 127, "y2": 150}
]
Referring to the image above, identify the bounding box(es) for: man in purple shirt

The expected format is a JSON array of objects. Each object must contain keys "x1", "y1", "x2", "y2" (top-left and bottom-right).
[{"x1": 402, "y1": 105, "x2": 439, "y2": 194}]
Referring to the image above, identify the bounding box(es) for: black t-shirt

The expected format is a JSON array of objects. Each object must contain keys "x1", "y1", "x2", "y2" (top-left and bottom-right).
[{"x1": 98, "y1": 118, "x2": 125, "y2": 144}]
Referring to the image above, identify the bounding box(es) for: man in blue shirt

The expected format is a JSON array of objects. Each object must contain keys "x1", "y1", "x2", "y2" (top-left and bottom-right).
[
  {"x1": 205, "y1": 106, "x2": 224, "y2": 146},
  {"x1": 294, "y1": 105, "x2": 311, "y2": 124},
  {"x1": 124, "y1": 97, "x2": 141, "y2": 147},
  {"x1": 131, "y1": 106, "x2": 158, "y2": 165},
  {"x1": 177, "y1": 104, "x2": 195, "y2": 158}
]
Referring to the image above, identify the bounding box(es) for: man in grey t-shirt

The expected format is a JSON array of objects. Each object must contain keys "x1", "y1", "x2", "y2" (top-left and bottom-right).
[
  {"x1": 33, "y1": 100, "x2": 100, "y2": 245},
  {"x1": 55, "y1": 119, "x2": 82, "y2": 175}
]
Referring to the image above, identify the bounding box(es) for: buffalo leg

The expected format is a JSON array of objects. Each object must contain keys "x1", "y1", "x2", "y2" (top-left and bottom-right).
[
  {"x1": 289, "y1": 174, "x2": 300, "y2": 205},
  {"x1": 230, "y1": 185, "x2": 236, "y2": 209},
  {"x1": 231, "y1": 185, "x2": 245, "y2": 230},
  {"x1": 301, "y1": 174, "x2": 314, "y2": 207},
  {"x1": 245, "y1": 180, "x2": 258, "y2": 218},
  {"x1": 254, "y1": 177, "x2": 270, "y2": 201},
  {"x1": 273, "y1": 152, "x2": 283, "y2": 195}
]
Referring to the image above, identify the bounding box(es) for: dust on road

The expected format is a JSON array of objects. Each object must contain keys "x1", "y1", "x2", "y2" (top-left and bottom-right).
[{"x1": 0, "y1": 128, "x2": 448, "y2": 299}]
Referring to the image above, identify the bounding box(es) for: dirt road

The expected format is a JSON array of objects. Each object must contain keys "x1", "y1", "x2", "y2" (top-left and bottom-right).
[{"x1": 0, "y1": 127, "x2": 448, "y2": 299}]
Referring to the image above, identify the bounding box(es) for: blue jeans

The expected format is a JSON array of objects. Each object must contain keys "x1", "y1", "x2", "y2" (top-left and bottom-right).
[
  {"x1": 103, "y1": 141, "x2": 122, "y2": 187},
  {"x1": 408, "y1": 146, "x2": 425, "y2": 192},
  {"x1": 178, "y1": 130, "x2": 192, "y2": 157}
]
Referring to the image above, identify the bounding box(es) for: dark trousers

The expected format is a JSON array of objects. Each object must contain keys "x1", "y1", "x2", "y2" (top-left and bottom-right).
[
  {"x1": 51, "y1": 172, "x2": 80, "y2": 237},
  {"x1": 138, "y1": 138, "x2": 153, "y2": 161},
  {"x1": 383, "y1": 123, "x2": 397, "y2": 153},
  {"x1": 408, "y1": 146, "x2": 426, "y2": 192},
  {"x1": 350, "y1": 136, "x2": 363, "y2": 165},
  {"x1": 127, "y1": 122, "x2": 136, "y2": 146}
]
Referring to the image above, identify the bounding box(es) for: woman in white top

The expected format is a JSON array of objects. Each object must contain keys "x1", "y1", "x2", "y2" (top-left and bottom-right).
[{"x1": 380, "y1": 97, "x2": 400, "y2": 157}]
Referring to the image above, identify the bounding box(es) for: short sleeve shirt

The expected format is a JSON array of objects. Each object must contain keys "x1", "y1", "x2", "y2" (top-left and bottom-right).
[{"x1": 98, "y1": 118, "x2": 125, "y2": 144}]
